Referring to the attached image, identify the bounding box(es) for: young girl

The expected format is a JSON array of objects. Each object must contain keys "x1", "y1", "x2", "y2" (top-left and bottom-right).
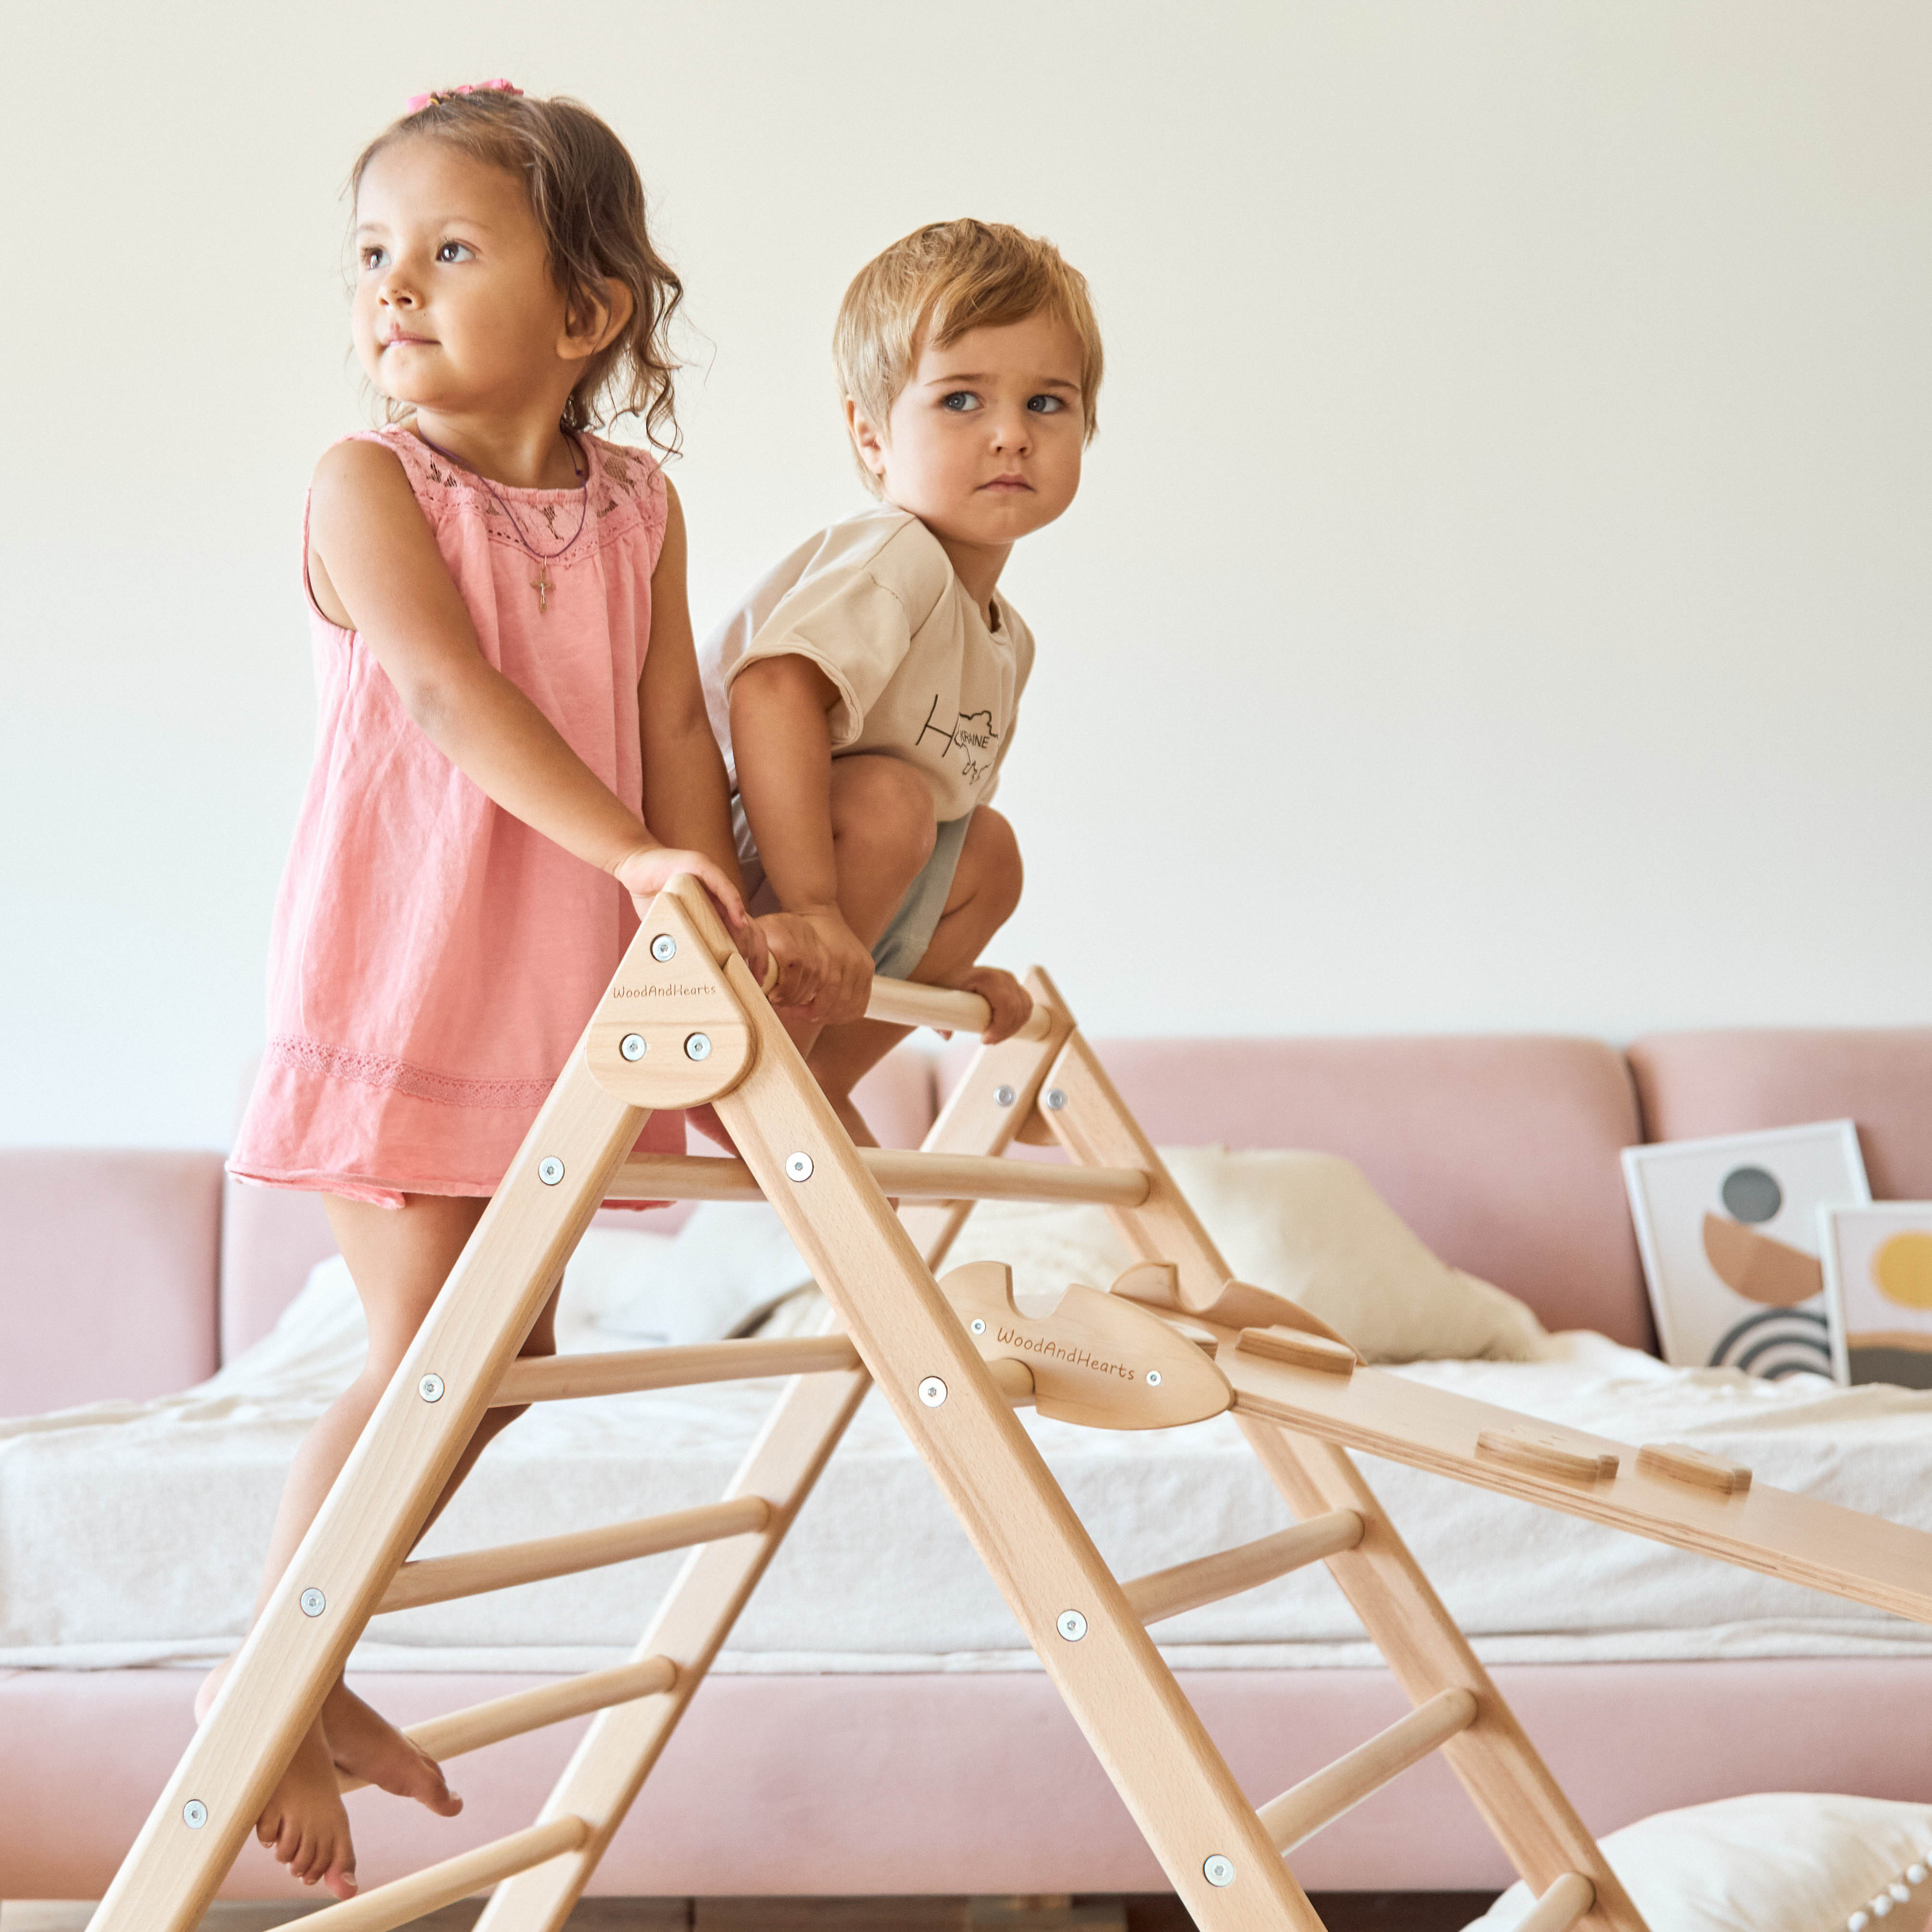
[{"x1": 219, "y1": 82, "x2": 783, "y2": 1900}]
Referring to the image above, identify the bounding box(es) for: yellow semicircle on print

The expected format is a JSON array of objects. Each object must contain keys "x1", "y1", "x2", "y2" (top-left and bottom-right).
[{"x1": 1871, "y1": 1231, "x2": 1932, "y2": 1310}]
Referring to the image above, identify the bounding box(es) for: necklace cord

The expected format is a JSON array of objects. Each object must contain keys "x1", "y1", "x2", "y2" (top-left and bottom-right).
[{"x1": 411, "y1": 426, "x2": 592, "y2": 565}]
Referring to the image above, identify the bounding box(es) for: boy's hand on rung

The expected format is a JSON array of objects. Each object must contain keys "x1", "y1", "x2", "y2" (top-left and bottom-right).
[
  {"x1": 946, "y1": 966, "x2": 1034, "y2": 1044},
  {"x1": 758, "y1": 908, "x2": 875, "y2": 1026}
]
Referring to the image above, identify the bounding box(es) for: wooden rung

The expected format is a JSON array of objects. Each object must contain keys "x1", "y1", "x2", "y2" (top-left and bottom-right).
[
  {"x1": 378, "y1": 1496, "x2": 771, "y2": 1614},
  {"x1": 864, "y1": 974, "x2": 1054, "y2": 1041},
  {"x1": 989, "y1": 1355, "x2": 1036, "y2": 1405},
  {"x1": 1514, "y1": 1872, "x2": 1596, "y2": 1932},
  {"x1": 608, "y1": 1147, "x2": 1150, "y2": 1207},
  {"x1": 1123, "y1": 1510, "x2": 1365, "y2": 1625},
  {"x1": 1256, "y1": 1686, "x2": 1478, "y2": 1853},
  {"x1": 289, "y1": 1813, "x2": 591, "y2": 1932},
  {"x1": 338, "y1": 1656, "x2": 677, "y2": 1793},
  {"x1": 492, "y1": 1335, "x2": 860, "y2": 1406}
]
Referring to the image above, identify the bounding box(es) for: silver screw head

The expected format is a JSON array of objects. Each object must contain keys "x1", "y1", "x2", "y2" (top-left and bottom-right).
[
  {"x1": 538, "y1": 1156, "x2": 565, "y2": 1186},
  {"x1": 1056, "y1": 1609, "x2": 1088, "y2": 1642},
  {"x1": 1146, "y1": 1369, "x2": 1163, "y2": 1387},
  {"x1": 418, "y1": 1373, "x2": 445, "y2": 1403},
  {"x1": 620, "y1": 1033, "x2": 647, "y2": 1062},
  {"x1": 182, "y1": 1800, "x2": 208, "y2": 1829},
  {"x1": 1204, "y1": 1855, "x2": 1236, "y2": 1887},
  {"x1": 994, "y1": 1084, "x2": 1017, "y2": 1108},
  {"x1": 970, "y1": 1317, "x2": 986, "y2": 1335},
  {"x1": 785, "y1": 1152, "x2": 814, "y2": 1182},
  {"x1": 684, "y1": 1032, "x2": 713, "y2": 1062},
  {"x1": 1045, "y1": 1087, "x2": 1068, "y2": 1111},
  {"x1": 300, "y1": 1588, "x2": 326, "y2": 1618},
  {"x1": 650, "y1": 933, "x2": 677, "y2": 962},
  {"x1": 917, "y1": 1376, "x2": 948, "y2": 1407}
]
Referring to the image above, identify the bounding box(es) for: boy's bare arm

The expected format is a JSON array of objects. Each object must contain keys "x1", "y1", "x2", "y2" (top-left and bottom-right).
[{"x1": 729, "y1": 655, "x2": 877, "y2": 1024}]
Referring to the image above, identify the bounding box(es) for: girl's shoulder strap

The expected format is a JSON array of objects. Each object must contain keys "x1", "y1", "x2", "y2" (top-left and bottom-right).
[{"x1": 582, "y1": 434, "x2": 669, "y2": 557}]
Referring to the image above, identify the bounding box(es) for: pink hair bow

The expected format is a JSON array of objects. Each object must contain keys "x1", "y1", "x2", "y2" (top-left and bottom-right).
[{"x1": 406, "y1": 78, "x2": 523, "y2": 112}]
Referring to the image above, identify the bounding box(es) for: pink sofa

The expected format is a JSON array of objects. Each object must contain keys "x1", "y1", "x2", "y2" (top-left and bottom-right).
[{"x1": 5, "y1": 1027, "x2": 1931, "y2": 1901}]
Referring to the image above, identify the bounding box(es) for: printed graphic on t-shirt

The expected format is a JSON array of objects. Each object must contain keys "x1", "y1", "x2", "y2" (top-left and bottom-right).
[{"x1": 915, "y1": 695, "x2": 1001, "y2": 787}]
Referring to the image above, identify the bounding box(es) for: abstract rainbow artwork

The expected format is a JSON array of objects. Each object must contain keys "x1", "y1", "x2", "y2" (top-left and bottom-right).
[
  {"x1": 1821, "y1": 1202, "x2": 1932, "y2": 1389},
  {"x1": 1621, "y1": 1121, "x2": 1870, "y2": 1378}
]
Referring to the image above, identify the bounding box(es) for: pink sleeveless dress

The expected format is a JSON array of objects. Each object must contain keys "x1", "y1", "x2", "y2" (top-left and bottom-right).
[{"x1": 229, "y1": 425, "x2": 684, "y2": 1206}]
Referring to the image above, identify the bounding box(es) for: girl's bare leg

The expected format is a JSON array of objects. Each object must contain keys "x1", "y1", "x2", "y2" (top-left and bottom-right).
[{"x1": 198, "y1": 1191, "x2": 557, "y2": 1896}]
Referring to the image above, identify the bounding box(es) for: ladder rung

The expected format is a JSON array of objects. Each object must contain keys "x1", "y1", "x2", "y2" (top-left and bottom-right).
[
  {"x1": 864, "y1": 974, "x2": 1054, "y2": 1041},
  {"x1": 338, "y1": 1656, "x2": 677, "y2": 1793},
  {"x1": 1123, "y1": 1510, "x2": 1364, "y2": 1624},
  {"x1": 1257, "y1": 1686, "x2": 1478, "y2": 1853},
  {"x1": 289, "y1": 1813, "x2": 591, "y2": 1932},
  {"x1": 989, "y1": 1356, "x2": 1036, "y2": 1405},
  {"x1": 492, "y1": 1335, "x2": 861, "y2": 1406},
  {"x1": 378, "y1": 1496, "x2": 771, "y2": 1614},
  {"x1": 607, "y1": 1147, "x2": 1150, "y2": 1207},
  {"x1": 1515, "y1": 1872, "x2": 1596, "y2": 1932}
]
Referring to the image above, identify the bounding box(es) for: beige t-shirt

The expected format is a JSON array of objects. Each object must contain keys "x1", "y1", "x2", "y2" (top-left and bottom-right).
[{"x1": 699, "y1": 505, "x2": 1035, "y2": 823}]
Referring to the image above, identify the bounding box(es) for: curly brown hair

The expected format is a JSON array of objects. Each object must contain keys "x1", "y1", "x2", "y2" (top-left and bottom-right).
[{"x1": 351, "y1": 89, "x2": 683, "y2": 452}]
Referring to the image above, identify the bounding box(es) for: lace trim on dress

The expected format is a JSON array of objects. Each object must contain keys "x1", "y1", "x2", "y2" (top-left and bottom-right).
[
  {"x1": 374, "y1": 428, "x2": 666, "y2": 564},
  {"x1": 270, "y1": 1035, "x2": 555, "y2": 1110}
]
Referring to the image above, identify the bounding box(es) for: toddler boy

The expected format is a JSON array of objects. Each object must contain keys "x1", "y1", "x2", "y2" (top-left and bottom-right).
[{"x1": 700, "y1": 218, "x2": 1103, "y2": 1142}]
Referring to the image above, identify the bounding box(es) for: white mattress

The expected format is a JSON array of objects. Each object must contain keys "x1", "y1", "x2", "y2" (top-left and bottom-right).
[{"x1": 7, "y1": 1258, "x2": 1932, "y2": 1676}]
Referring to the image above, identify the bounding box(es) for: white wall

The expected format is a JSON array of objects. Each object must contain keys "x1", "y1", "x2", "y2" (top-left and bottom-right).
[{"x1": 3, "y1": 2, "x2": 1928, "y2": 1148}]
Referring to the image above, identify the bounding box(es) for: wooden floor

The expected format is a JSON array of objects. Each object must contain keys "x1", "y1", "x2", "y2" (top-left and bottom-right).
[{"x1": 1, "y1": 1894, "x2": 1501, "y2": 1931}]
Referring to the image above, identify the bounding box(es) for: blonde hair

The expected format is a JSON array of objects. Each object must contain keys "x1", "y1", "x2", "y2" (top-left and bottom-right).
[
  {"x1": 833, "y1": 219, "x2": 1103, "y2": 493},
  {"x1": 351, "y1": 89, "x2": 684, "y2": 452}
]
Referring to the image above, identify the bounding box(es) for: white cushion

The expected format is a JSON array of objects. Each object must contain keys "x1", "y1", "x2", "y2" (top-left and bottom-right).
[
  {"x1": 754, "y1": 1144, "x2": 1546, "y2": 1363},
  {"x1": 1464, "y1": 1795, "x2": 1932, "y2": 1932},
  {"x1": 576, "y1": 1206, "x2": 810, "y2": 1347}
]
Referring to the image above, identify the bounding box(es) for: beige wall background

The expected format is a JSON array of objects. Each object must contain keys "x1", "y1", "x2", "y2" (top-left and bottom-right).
[{"x1": 2, "y1": 2, "x2": 1928, "y2": 1147}]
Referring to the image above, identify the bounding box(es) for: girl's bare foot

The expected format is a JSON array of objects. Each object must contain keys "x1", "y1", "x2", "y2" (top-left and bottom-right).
[
  {"x1": 257, "y1": 1717, "x2": 357, "y2": 1899},
  {"x1": 325, "y1": 1681, "x2": 463, "y2": 1816}
]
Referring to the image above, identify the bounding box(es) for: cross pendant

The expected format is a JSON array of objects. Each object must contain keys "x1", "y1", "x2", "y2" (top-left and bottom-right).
[{"x1": 531, "y1": 563, "x2": 552, "y2": 615}]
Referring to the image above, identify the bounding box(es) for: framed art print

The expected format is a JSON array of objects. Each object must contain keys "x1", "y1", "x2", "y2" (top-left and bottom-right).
[
  {"x1": 1621, "y1": 1121, "x2": 1869, "y2": 1379},
  {"x1": 1819, "y1": 1202, "x2": 1932, "y2": 1389}
]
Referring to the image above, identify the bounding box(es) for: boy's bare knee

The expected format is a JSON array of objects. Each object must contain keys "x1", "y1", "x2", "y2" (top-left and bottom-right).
[
  {"x1": 963, "y1": 808, "x2": 1024, "y2": 924},
  {"x1": 831, "y1": 756, "x2": 939, "y2": 873}
]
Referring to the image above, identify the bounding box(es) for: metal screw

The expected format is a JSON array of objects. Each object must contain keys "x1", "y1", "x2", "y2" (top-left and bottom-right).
[
  {"x1": 994, "y1": 1085, "x2": 1017, "y2": 1108},
  {"x1": 917, "y1": 1377, "x2": 948, "y2": 1407},
  {"x1": 1146, "y1": 1370, "x2": 1163, "y2": 1387},
  {"x1": 1056, "y1": 1609, "x2": 1088, "y2": 1642},
  {"x1": 538, "y1": 1157, "x2": 565, "y2": 1186},
  {"x1": 970, "y1": 1318, "x2": 986, "y2": 1336},
  {"x1": 1204, "y1": 1855, "x2": 1236, "y2": 1887},
  {"x1": 785, "y1": 1152, "x2": 814, "y2": 1182},
  {"x1": 300, "y1": 1588, "x2": 326, "y2": 1618},
  {"x1": 1045, "y1": 1088, "x2": 1068, "y2": 1111},
  {"x1": 418, "y1": 1374, "x2": 445, "y2": 1403},
  {"x1": 685, "y1": 1032, "x2": 712, "y2": 1062},
  {"x1": 620, "y1": 1033, "x2": 647, "y2": 1062},
  {"x1": 651, "y1": 933, "x2": 677, "y2": 962},
  {"x1": 183, "y1": 1800, "x2": 208, "y2": 1830}
]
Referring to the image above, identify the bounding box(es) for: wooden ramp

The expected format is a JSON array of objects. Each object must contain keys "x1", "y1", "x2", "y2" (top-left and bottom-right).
[{"x1": 88, "y1": 878, "x2": 1932, "y2": 1932}]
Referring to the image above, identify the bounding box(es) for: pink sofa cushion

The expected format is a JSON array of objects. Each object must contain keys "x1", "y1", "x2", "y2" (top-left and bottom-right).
[
  {"x1": 218, "y1": 1047, "x2": 940, "y2": 1360},
  {"x1": 0, "y1": 1150, "x2": 223, "y2": 1416},
  {"x1": 945, "y1": 1035, "x2": 1652, "y2": 1348},
  {"x1": 1629, "y1": 1029, "x2": 1932, "y2": 1201}
]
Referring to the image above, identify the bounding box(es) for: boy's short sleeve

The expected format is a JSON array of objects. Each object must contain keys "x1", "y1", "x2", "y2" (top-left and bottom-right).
[{"x1": 727, "y1": 565, "x2": 921, "y2": 749}]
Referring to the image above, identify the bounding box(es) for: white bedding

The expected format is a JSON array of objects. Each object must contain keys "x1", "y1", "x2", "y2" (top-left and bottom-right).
[{"x1": 8, "y1": 1254, "x2": 1932, "y2": 1677}]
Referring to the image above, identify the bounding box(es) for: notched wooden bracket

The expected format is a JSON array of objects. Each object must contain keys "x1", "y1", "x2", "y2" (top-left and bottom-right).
[
  {"x1": 940, "y1": 1260, "x2": 1231, "y2": 1431},
  {"x1": 585, "y1": 884, "x2": 756, "y2": 1109},
  {"x1": 1637, "y1": 1442, "x2": 1753, "y2": 1497},
  {"x1": 1110, "y1": 1259, "x2": 1354, "y2": 1349}
]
